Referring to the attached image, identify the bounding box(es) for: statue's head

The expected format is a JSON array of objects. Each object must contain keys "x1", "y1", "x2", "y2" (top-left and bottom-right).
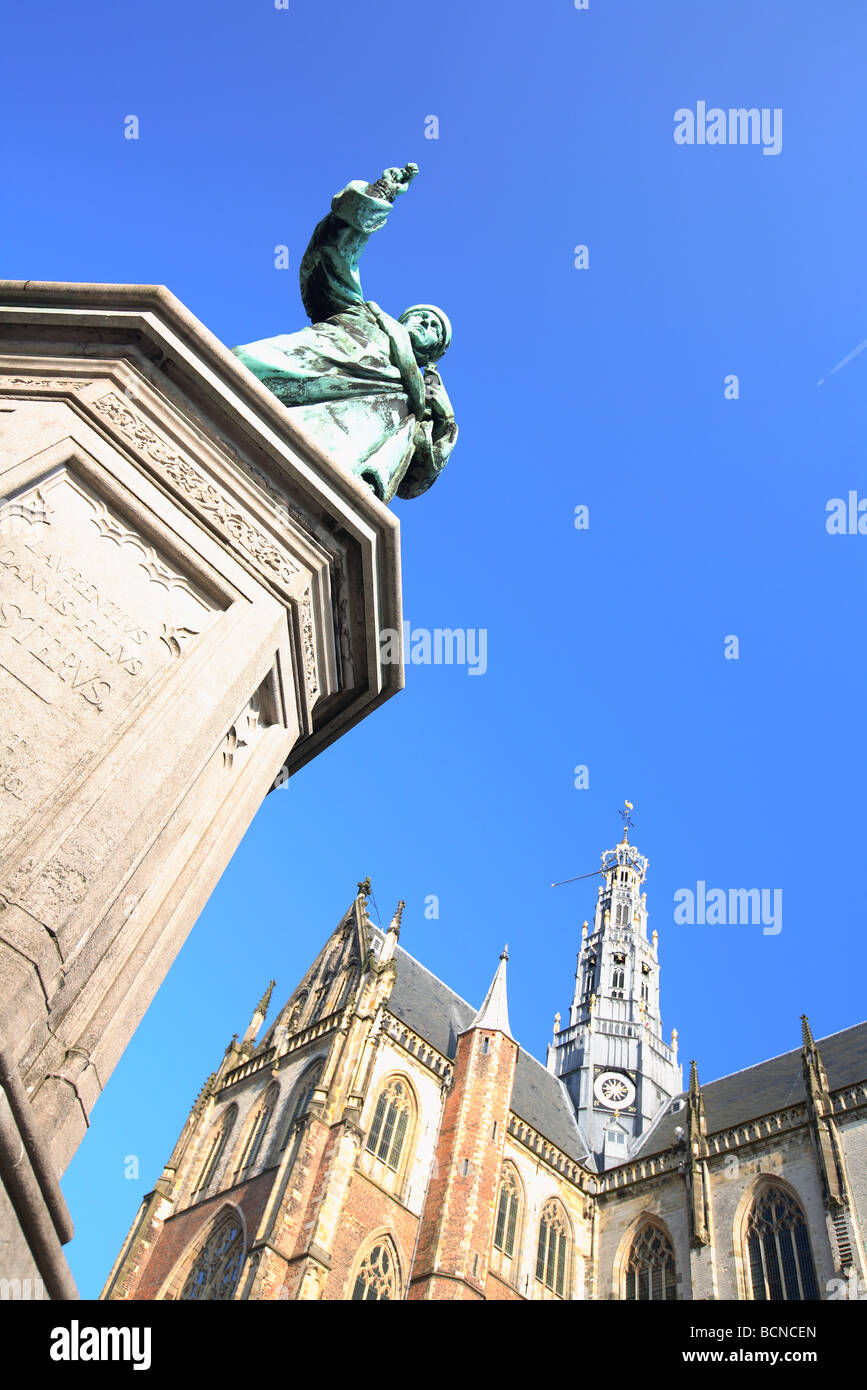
[{"x1": 399, "y1": 305, "x2": 452, "y2": 366}]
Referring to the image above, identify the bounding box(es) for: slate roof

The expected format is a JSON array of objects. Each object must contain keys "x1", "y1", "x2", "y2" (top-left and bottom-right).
[
  {"x1": 388, "y1": 945, "x2": 589, "y2": 1164},
  {"x1": 633, "y1": 1021, "x2": 867, "y2": 1160}
]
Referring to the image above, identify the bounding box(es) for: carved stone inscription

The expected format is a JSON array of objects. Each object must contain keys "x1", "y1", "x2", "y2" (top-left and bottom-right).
[{"x1": 0, "y1": 468, "x2": 215, "y2": 848}]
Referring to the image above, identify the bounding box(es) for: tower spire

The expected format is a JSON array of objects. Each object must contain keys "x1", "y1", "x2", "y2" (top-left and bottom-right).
[
  {"x1": 242, "y1": 979, "x2": 275, "y2": 1047},
  {"x1": 467, "y1": 946, "x2": 513, "y2": 1038},
  {"x1": 547, "y1": 818, "x2": 682, "y2": 1169}
]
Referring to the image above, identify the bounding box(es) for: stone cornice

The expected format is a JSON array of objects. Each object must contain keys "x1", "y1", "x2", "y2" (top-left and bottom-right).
[
  {"x1": 599, "y1": 1081, "x2": 867, "y2": 1194},
  {"x1": 380, "y1": 1010, "x2": 453, "y2": 1082},
  {"x1": 506, "y1": 1115, "x2": 593, "y2": 1194}
]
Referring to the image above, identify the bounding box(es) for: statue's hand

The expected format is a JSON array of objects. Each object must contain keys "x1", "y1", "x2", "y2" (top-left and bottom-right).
[
  {"x1": 423, "y1": 367, "x2": 454, "y2": 423},
  {"x1": 381, "y1": 163, "x2": 418, "y2": 197}
]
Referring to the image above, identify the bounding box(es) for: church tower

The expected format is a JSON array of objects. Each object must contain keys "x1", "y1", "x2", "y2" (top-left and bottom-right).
[
  {"x1": 547, "y1": 816, "x2": 682, "y2": 1169},
  {"x1": 408, "y1": 950, "x2": 517, "y2": 1300}
]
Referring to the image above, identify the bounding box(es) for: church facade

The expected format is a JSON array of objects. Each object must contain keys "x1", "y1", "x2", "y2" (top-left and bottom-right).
[{"x1": 102, "y1": 832, "x2": 867, "y2": 1302}]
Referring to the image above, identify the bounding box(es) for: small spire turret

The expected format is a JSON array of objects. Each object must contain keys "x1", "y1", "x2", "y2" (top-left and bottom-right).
[
  {"x1": 242, "y1": 980, "x2": 275, "y2": 1047},
  {"x1": 466, "y1": 947, "x2": 513, "y2": 1038}
]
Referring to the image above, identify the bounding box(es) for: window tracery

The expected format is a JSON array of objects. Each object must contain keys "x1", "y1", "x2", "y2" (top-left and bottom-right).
[
  {"x1": 744, "y1": 1185, "x2": 819, "y2": 1301},
  {"x1": 624, "y1": 1221, "x2": 677, "y2": 1300},
  {"x1": 280, "y1": 1062, "x2": 323, "y2": 1152},
  {"x1": 536, "y1": 1200, "x2": 569, "y2": 1298},
  {"x1": 233, "y1": 1082, "x2": 279, "y2": 1181},
  {"x1": 191, "y1": 1104, "x2": 237, "y2": 1201},
  {"x1": 351, "y1": 1240, "x2": 400, "y2": 1300},
  {"x1": 494, "y1": 1166, "x2": 521, "y2": 1258},
  {"x1": 178, "y1": 1214, "x2": 245, "y2": 1301},
  {"x1": 366, "y1": 1078, "x2": 412, "y2": 1171}
]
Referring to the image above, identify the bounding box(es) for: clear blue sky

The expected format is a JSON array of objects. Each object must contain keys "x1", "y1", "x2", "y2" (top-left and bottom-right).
[{"x1": 4, "y1": 0, "x2": 866, "y2": 1297}]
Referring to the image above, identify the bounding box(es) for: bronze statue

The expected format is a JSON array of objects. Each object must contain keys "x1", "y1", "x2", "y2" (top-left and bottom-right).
[{"x1": 233, "y1": 165, "x2": 457, "y2": 504}]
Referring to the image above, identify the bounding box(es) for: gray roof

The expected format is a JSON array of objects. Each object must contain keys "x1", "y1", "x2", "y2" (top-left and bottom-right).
[
  {"x1": 634, "y1": 1020, "x2": 867, "y2": 1160},
  {"x1": 388, "y1": 945, "x2": 588, "y2": 1164}
]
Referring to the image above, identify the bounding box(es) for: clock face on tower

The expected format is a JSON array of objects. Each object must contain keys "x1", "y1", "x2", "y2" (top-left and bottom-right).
[{"x1": 594, "y1": 1071, "x2": 637, "y2": 1109}]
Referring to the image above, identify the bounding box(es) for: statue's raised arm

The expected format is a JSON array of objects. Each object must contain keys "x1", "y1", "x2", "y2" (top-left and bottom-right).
[
  {"x1": 232, "y1": 165, "x2": 457, "y2": 506},
  {"x1": 299, "y1": 164, "x2": 419, "y2": 322}
]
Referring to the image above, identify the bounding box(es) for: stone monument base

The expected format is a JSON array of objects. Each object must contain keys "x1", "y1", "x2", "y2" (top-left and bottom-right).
[{"x1": 0, "y1": 281, "x2": 404, "y2": 1295}]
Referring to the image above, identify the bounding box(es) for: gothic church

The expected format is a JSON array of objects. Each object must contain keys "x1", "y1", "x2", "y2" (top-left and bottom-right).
[{"x1": 103, "y1": 828, "x2": 867, "y2": 1301}]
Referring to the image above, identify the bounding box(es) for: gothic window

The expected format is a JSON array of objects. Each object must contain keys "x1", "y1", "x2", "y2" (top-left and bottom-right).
[
  {"x1": 612, "y1": 967, "x2": 625, "y2": 995},
  {"x1": 279, "y1": 1061, "x2": 324, "y2": 1152},
  {"x1": 351, "y1": 1239, "x2": 400, "y2": 1301},
  {"x1": 536, "y1": 1200, "x2": 569, "y2": 1298},
  {"x1": 233, "y1": 1082, "x2": 279, "y2": 1181},
  {"x1": 366, "y1": 1079, "x2": 412, "y2": 1171},
  {"x1": 191, "y1": 1105, "x2": 237, "y2": 1201},
  {"x1": 624, "y1": 1221, "x2": 677, "y2": 1300},
  {"x1": 743, "y1": 1185, "x2": 819, "y2": 1301},
  {"x1": 178, "y1": 1212, "x2": 245, "y2": 1301},
  {"x1": 616, "y1": 902, "x2": 629, "y2": 926},
  {"x1": 494, "y1": 1167, "x2": 521, "y2": 1258}
]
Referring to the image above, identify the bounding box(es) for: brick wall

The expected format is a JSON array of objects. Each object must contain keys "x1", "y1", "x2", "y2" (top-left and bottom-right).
[{"x1": 131, "y1": 1170, "x2": 274, "y2": 1299}]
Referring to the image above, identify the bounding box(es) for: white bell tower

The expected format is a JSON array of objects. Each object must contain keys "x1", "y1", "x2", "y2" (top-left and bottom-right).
[{"x1": 547, "y1": 810, "x2": 682, "y2": 1169}]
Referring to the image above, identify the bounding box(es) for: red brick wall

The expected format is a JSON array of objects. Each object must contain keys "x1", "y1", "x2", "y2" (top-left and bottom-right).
[
  {"x1": 409, "y1": 1027, "x2": 517, "y2": 1300},
  {"x1": 323, "y1": 1168, "x2": 418, "y2": 1298},
  {"x1": 131, "y1": 1170, "x2": 274, "y2": 1300},
  {"x1": 485, "y1": 1269, "x2": 523, "y2": 1301}
]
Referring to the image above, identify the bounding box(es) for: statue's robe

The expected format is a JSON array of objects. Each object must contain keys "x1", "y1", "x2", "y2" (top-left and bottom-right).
[{"x1": 232, "y1": 182, "x2": 456, "y2": 503}]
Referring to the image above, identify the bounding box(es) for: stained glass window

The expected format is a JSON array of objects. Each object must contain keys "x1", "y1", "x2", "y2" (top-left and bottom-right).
[
  {"x1": 624, "y1": 1222, "x2": 677, "y2": 1300},
  {"x1": 179, "y1": 1215, "x2": 245, "y2": 1301},
  {"x1": 745, "y1": 1185, "x2": 819, "y2": 1301},
  {"x1": 494, "y1": 1167, "x2": 520, "y2": 1258},
  {"x1": 536, "y1": 1200, "x2": 569, "y2": 1297},
  {"x1": 351, "y1": 1242, "x2": 399, "y2": 1300},
  {"x1": 366, "y1": 1079, "x2": 411, "y2": 1171}
]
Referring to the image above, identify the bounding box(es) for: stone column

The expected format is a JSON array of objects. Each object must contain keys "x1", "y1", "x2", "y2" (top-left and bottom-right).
[{"x1": 0, "y1": 281, "x2": 404, "y2": 1293}]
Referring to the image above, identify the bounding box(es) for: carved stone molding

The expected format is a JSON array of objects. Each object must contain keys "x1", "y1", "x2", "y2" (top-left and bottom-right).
[
  {"x1": 299, "y1": 589, "x2": 318, "y2": 702},
  {"x1": 92, "y1": 392, "x2": 300, "y2": 589},
  {"x1": 0, "y1": 489, "x2": 53, "y2": 529},
  {"x1": 0, "y1": 376, "x2": 89, "y2": 392},
  {"x1": 89, "y1": 499, "x2": 200, "y2": 597}
]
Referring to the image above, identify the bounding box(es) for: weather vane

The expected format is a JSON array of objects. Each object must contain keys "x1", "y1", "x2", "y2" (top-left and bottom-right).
[{"x1": 618, "y1": 799, "x2": 635, "y2": 836}]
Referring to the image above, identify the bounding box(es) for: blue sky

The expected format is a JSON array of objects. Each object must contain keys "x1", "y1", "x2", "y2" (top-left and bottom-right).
[{"x1": 4, "y1": 0, "x2": 867, "y2": 1296}]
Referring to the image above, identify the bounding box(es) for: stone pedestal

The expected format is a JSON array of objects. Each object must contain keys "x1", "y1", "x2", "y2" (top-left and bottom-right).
[{"x1": 0, "y1": 281, "x2": 404, "y2": 1294}]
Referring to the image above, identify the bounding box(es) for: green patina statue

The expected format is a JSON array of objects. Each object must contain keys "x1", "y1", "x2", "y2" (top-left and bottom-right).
[{"x1": 232, "y1": 164, "x2": 457, "y2": 504}]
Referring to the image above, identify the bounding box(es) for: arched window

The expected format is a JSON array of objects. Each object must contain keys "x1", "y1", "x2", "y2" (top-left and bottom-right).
[
  {"x1": 233, "y1": 1082, "x2": 279, "y2": 1181},
  {"x1": 366, "y1": 1079, "x2": 412, "y2": 1172},
  {"x1": 279, "y1": 1061, "x2": 324, "y2": 1152},
  {"x1": 624, "y1": 1220, "x2": 677, "y2": 1300},
  {"x1": 536, "y1": 1200, "x2": 569, "y2": 1298},
  {"x1": 351, "y1": 1239, "x2": 400, "y2": 1301},
  {"x1": 179, "y1": 1212, "x2": 245, "y2": 1301},
  {"x1": 612, "y1": 967, "x2": 625, "y2": 993},
  {"x1": 494, "y1": 1166, "x2": 521, "y2": 1258},
  {"x1": 191, "y1": 1104, "x2": 237, "y2": 1201},
  {"x1": 744, "y1": 1184, "x2": 819, "y2": 1301}
]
